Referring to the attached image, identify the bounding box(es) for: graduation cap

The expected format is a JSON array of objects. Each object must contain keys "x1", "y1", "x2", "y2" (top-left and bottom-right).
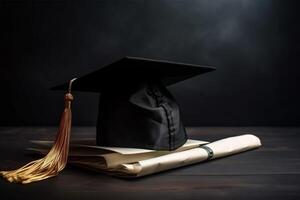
[{"x1": 0, "y1": 57, "x2": 215, "y2": 184}]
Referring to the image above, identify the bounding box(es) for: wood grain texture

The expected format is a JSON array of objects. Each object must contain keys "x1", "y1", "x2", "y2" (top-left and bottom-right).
[{"x1": 0, "y1": 127, "x2": 299, "y2": 199}]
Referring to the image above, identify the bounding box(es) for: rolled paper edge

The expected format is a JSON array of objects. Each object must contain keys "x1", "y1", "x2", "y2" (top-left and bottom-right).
[{"x1": 247, "y1": 134, "x2": 262, "y2": 147}]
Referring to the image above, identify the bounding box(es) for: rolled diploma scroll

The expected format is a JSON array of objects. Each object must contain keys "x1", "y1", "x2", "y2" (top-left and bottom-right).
[{"x1": 117, "y1": 134, "x2": 261, "y2": 177}]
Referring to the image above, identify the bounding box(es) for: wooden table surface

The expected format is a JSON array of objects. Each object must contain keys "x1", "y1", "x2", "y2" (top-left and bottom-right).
[{"x1": 0, "y1": 127, "x2": 299, "y2": 200}]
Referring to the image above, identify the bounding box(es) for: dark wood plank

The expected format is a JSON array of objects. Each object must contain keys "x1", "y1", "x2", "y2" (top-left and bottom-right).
[{"x1": 0, "y1": 127, "x2": 299, "y2": 199}]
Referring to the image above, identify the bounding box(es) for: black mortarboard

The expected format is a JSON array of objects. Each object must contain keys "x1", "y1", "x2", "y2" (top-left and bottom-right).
[
  {"x1": 0, "y1": 56, "x2": 215, "y2": 184},
  {"x1": 52, "y1": 57, "x2": 215, "y2": 151}
]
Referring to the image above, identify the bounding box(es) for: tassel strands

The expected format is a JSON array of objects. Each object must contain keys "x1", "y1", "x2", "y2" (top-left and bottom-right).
[{"x1": 0, "y1": 78, "x2": 77, "y2": 184}]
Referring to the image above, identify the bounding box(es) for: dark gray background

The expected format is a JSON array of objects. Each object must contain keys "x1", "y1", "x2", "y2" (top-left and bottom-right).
[{"x1": 0, "y1": 0, "x2": 299, "y2": 126}]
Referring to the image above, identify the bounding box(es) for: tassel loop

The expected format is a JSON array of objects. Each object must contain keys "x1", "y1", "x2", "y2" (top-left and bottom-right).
[{"x1": 64, "y1": 93, "x2": 74, "y2": 109}]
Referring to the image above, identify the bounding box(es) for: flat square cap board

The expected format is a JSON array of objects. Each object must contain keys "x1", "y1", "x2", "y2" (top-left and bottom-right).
[{"x1": 52, "y1": 57, "x2": 215, "y2": 150}]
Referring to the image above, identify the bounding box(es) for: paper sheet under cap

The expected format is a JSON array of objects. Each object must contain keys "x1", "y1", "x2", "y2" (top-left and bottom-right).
[
  {"x1": 29, "y1": 139, "x2": 208, "y2": 168},
  {"x1": 28, "y1": 134, "x2": 261, "y2": 177}
]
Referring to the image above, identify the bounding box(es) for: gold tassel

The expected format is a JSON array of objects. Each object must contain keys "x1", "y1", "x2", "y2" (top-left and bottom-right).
[{"x1": 0, "y1": 78, "x2": 77, "y2": 184}]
